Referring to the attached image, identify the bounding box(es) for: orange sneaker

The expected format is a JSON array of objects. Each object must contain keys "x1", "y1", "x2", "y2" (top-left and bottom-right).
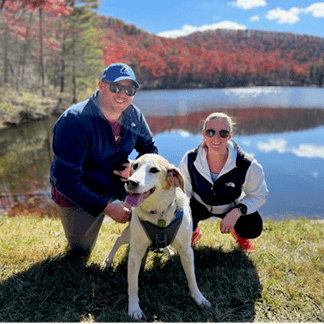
[
  {"x1": 191, "y1": 226, "x2": 202, "y2": 245},
  {"x1": 232, "y1": 229, "x2": 254, "y2": 252}
]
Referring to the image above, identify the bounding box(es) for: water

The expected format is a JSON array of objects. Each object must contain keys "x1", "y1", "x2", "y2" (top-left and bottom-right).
[
  {"x1": 133, "y1": 86, "x2": 324, "y2": 115},
  {"x1": 1, "y1": 87, "x2": 324, "y2": 220}
]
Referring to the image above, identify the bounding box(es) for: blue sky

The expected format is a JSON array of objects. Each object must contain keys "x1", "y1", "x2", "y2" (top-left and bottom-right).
[{"x1": 97, "y1": 0, "x2": 324, "y2": 38}]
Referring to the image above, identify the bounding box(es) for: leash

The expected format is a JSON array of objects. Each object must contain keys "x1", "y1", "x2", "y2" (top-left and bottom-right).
[{"x1": 139, "y1": 209, "x2": 183, "y2": 252}]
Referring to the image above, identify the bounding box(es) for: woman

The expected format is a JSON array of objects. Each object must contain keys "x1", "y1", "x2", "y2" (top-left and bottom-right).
[{"x1": 179, "y1": 112, "x2": 268, "y2": 251}]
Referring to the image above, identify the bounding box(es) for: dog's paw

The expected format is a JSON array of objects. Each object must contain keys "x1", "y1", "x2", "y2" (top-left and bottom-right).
[
  {"x1": 200, "y1": 297, "x2": 211, "y2": 307},
  {"x1": 193, "y1": 293, "x2": 211, "y2": 308},
  {"x1": 102, "y1": 257, "x2": 112, "y2": 269},
  {"x1": 128, "y1": 305, "x2": 144, "y2": 320}
]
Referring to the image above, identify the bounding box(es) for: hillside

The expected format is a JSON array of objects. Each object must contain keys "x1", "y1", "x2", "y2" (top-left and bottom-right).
[
  {"x1": 183, "y1": 29, "x2": 324, "y2": 64},
  {"x1": 1, "y1": 1, "x2": 324, "y2": 112},
  {"x1": 99, "y1": 16, "x2": 324, "y2": 89},
  {"x1": 100, "y1": 17, "x2": 324, "y2": 88}
]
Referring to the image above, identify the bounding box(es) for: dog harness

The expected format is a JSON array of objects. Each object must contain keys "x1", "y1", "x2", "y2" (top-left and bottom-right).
[{"x1": 139, "y1": 209, "x2": 183, "y2": 250}]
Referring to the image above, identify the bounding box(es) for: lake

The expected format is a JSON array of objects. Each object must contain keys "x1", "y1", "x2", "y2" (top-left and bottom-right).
[{"x1": 1, "y1": 86, "x2": 324, "y2": 220}]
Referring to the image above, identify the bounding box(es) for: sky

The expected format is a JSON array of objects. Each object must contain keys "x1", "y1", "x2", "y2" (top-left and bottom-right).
[{"x1": 97, "y1": 0, "x2": 324, "y2": 39}]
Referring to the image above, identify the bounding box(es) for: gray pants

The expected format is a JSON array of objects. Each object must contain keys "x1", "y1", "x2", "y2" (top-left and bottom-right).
[{"x1": 59, "y1": 205, "x2": 105, "y2": 254}]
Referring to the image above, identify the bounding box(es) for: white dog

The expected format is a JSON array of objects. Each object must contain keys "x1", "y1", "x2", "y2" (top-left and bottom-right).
[{"x1": 103, "y1": 154, "x2": 211, "y2": 320}]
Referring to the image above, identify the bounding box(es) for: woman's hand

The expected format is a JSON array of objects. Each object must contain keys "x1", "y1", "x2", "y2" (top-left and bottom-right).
[
  {"x1": 220, "y1": 208, "x2": 241, "y2": 234},
  {"x1": 104, "y1": 202, "x2": 131, "y2": 223}
]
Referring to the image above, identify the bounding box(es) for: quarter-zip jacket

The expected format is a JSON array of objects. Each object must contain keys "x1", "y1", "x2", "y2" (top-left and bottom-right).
[
  {"x1": 179, "y1": 140, "x2": 268, "y2": 215},
  {"x1": 50, "y1": 90, "x2": 158, "y2": 217}
]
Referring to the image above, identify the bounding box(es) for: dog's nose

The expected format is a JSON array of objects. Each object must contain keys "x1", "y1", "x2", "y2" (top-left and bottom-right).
[{"x1": 126, "y1": 179, "x2": 138, "y2": 189}]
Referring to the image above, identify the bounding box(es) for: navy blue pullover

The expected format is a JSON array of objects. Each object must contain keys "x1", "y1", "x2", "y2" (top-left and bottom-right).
[{"x1": 50, "y1": 91, "x2": 158, "y2": 217}]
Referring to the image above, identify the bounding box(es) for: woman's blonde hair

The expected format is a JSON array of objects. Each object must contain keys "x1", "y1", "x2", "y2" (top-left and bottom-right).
[{"x1": 201, "y1": 112, "x2": 235, "y2": 149}]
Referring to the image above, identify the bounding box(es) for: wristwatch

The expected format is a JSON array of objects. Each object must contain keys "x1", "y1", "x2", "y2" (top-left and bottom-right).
[{"x1": 235, "y1": 203, "x2": 247, "y2": 216}]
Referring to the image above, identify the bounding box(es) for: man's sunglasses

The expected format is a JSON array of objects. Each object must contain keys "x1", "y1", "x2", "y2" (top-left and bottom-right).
[
  {"x1": 205, "y1": 129, "x2": 230, "y2": 138},
  {"x1": 102, "y1": 81, "x2": 137, "y2": 96}
]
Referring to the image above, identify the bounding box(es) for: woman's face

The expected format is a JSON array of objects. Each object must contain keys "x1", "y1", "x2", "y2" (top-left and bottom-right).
[{"x1": 203, "y1": 118, "x2": 232, "y2": 153}]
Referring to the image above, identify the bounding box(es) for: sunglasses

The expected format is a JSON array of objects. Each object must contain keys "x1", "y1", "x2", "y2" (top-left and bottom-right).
[
  {"x1": 102, "y1": 81, "x2": 137, "y2": 96},
  {"x1": 205, "y1": 129, "x2": 230, "y2": 138}
]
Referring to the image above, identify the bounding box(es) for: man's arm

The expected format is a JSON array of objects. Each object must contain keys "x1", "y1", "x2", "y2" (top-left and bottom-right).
[{"x1": 51, "y1": 116, "x2": 109, "y2": 217}]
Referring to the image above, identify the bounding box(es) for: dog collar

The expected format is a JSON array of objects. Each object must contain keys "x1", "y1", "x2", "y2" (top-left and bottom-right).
[
  {"x1": 139, "y1": 209, "x2": 183, "y2": 250},
  {"x1": 140, "y1": 201, "x2": 174, "y2": 217}
]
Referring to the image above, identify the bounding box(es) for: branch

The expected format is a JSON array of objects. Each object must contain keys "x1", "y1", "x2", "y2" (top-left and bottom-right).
[{"x1": 0, "y1": 0, "x2": 6, "y2": 11}]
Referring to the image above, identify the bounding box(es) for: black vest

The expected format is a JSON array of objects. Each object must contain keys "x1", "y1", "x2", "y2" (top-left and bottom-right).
[{"x1": 187, "y1": 141, "x2": 252, "y2": 206}]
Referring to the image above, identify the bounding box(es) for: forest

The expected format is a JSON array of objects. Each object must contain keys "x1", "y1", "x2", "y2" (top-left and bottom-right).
[{"x1": 1, "y1": 0, "x2": 324, "y2": 113}]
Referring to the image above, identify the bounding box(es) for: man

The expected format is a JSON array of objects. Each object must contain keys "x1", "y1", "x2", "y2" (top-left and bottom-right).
[{"x1": 50, "y1": 63, "x2": 158, "y2": 255}]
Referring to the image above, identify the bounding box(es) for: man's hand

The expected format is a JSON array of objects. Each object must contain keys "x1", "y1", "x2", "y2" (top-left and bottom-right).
[
  {"x1": 113, "y1": 162, "x2": 130, "y2": 182},
  {"x1": 220, "y1": 208, "x2": 241, "y2": 234},
  {"x1": 104, "y1": 202, "x2": 131, "y2": 223}
]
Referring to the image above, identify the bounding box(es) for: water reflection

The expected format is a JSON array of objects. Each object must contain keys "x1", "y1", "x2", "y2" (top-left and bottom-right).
[
  {"x1": 142, "y1": 126, "x2": 324, "y2": 220},
  {"x1": 134, "y1": 87, "x2": 324, "y2": 114},
  {"x1": 0, "y1": 98, "x2": 324, "y2": 220},
  {"x1": 145, "y1": 107, "x2": 324, "y2": 136},
  {"x1": 0, "y1": 119, "x2": 54, "y2": 216}
]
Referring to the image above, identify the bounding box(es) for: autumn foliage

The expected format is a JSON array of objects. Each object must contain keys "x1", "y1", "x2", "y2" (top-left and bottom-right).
[
  {"x1": 99, "y1": 16, "x2": 324, "y2": 89},
  {"x1": 1, "y1": 2, "x2": 324, "y2": 101}
]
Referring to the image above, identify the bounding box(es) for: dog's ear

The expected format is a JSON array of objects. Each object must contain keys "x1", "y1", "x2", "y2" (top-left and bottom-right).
[
  {"x1": 129, "y1": 160, "x2": 135, "y2": 176},
  {"x1": 166, "y1": 167, "x2": 185, "y2": 191}
]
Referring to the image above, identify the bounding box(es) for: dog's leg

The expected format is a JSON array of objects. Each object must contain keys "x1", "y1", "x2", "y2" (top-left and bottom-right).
[
  {"x1": 177, "y1": 246, "x2": 211, "y2": 307},
  {"x1": 103, "y1": 225, "x2": 130, "y2": 268},
  {"x1": 128, "y1": 242, "x2": 148, "y2": 320}
]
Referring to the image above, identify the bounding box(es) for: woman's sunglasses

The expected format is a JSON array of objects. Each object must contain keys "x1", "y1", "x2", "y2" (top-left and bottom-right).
[
  {"x1": 103, "y1": 81, "x2": 137, "y2": 96},
  {"x1": 205, "y1": 129, "x2": 230, "y2": 138}
]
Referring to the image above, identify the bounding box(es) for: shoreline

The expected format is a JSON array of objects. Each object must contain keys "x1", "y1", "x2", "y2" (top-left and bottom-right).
[{"x1": 1, "y1": 84, "x2": 322, "y2": 129}]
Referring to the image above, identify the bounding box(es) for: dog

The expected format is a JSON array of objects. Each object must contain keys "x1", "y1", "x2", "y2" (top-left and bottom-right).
[{"x1": 103, "y1": 154, "x2": 211, "y2": 320}]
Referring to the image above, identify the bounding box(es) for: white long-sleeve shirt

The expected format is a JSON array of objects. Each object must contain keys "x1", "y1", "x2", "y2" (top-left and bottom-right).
[{"x1": 179, "y1": 141, "x2": 268, "y2": 215}]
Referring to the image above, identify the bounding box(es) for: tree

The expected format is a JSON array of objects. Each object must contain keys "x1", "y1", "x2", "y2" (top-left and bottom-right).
[
  {"x1": 0, "y1": 0, "x2": 72, "y2": 94},
  {"x1": 57, "y1": 1, "x2": 104, "y2": 103}
]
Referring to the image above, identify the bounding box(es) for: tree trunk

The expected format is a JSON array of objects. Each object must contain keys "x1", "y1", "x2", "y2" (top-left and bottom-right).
[
  {"x1": 72, "y1": 27, "x2": 77, "y2": 103},
  {"x1": 39, "y1": 5, "x2": 45, "y2": 96},
  {"x1": 3, "y1": 28, "x2": 9, "y2": 84}
]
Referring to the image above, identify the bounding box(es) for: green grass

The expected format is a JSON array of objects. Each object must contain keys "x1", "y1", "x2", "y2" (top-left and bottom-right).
[{"x1": 0, "y1": 214, "x2": 323, "y2": 322}]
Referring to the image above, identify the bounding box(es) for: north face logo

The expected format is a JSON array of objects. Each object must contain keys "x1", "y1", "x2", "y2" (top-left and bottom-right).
[{"x1": 120, "y1": 66, "x2": 130, "y2": 75}]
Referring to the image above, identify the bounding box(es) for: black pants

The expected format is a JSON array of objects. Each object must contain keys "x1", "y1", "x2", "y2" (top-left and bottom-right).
[{"x1": 190, "y1": 197, "x2": 263, "y2": 239}]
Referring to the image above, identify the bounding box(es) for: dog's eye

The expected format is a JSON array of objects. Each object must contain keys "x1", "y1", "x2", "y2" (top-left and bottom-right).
[
  {"x1": 150, "y1": 167, "x2": 159, "y2": 173},
  {"x1": 133, "y1": 163, "x2": 138, "y2": 170}
]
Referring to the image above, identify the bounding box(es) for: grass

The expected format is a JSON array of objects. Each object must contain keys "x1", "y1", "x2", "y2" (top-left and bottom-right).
[{"x1": 0, "y1": 214, "x2": 323, "y2": 322}]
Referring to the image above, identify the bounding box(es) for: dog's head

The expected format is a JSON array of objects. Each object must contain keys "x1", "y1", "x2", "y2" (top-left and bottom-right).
[{"x1": 125, "y1": 154, "x2": 184, "y2": 207}]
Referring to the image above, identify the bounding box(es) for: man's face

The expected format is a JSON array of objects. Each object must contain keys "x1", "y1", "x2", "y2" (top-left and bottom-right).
[{"x1": 98, "y1": 79, "x2": 134, "y2": 114}]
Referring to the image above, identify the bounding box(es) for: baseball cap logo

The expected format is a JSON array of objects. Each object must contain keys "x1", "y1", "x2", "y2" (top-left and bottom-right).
[
  {"x1": 101, "y1": 63, "x2": 139, "y2": 88},
  {"x1": 120, "y1": 66, "x2": 130, "y2": 75}
]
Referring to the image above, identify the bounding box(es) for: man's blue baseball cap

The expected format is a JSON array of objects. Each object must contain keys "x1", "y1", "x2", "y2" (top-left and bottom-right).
[{"x1": 101, "y1": 63, "x2": 139, "y2": 88}]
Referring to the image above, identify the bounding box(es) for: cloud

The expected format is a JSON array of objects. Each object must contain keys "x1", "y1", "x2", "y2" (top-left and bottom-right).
[
  {"x1": 291, "y1": 144, "x2": 324, "y2": 159},
  {"x1": 265, "y1": 3, "x2": 324, "y2": 26},
  {"x1": 257, "y1": 138, "x2": 287, "y2": 153},
  {"x1": 250, "y1": 15, "x2": 260, "y2": 22},
  {"x1": 158, "y1": 21, "x2": 247, "y2": 38},
  {"x1": 177, "y1": 130, "x2": 191, "y2": 138},
  {"x1": 303, "y1": 2, "x2": 324, "y2": 18},
  {"x1": 265, "y1": 7, "x2": 302, "y2": 24},
  {"x1": 257, "y1": 138, "x2": 324, "y2": 160},
  {"x1": 229, "y1": 0, "x2": 267, "y2": 10},
  {"x1": 241, "y1": 140, "x2": 251, "y2": 147}
]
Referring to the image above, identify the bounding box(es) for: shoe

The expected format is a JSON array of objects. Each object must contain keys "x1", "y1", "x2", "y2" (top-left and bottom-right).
[
  {"x1": 191, "y1": 226, "x2": 202, "y2": 245},
  {"x1": 232, "y1": 229, "x2": 254, "y2": 252}
]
